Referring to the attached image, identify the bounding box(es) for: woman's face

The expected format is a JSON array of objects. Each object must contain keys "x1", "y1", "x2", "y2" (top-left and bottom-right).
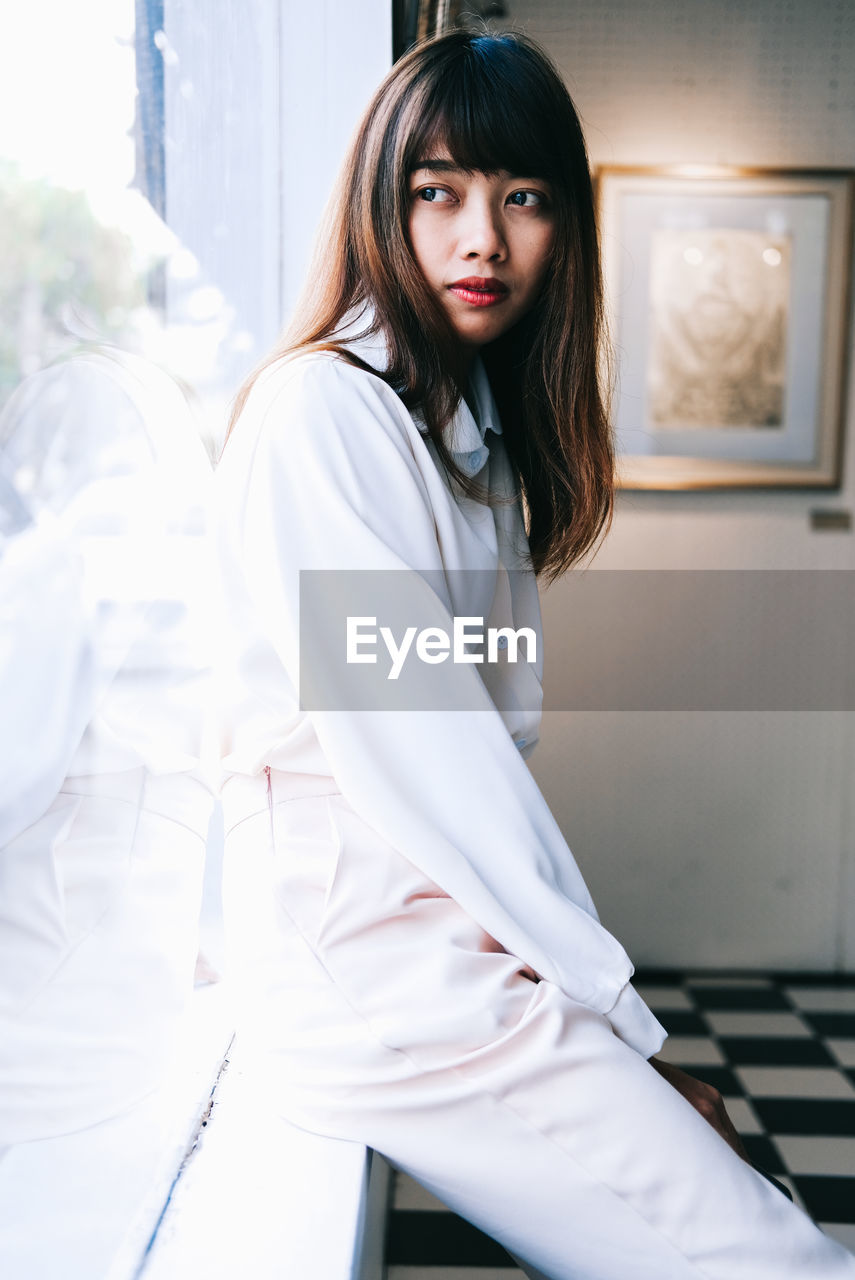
[{"x1": 407, "y1": 150, "x2": 556, "y2": 353}]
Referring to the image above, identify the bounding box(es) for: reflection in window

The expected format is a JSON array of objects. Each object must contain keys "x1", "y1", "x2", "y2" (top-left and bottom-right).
[
  {"x1": 0, "y1": 0, "x2": 221, "y2": 1164},
  {"x1": 0, "y1": 3, "x2": 158, "y2": 405},
  {"x1": 0, "y1": 0, "x2": 239, "y2": 455}
]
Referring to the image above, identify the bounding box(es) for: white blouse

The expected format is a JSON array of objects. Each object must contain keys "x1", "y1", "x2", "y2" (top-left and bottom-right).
[{"x1": 212, "y1": 324, "x2": 666, "y2": 1059}]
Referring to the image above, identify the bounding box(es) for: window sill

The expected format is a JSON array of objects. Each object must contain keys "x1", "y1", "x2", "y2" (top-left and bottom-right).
[{"x1": 0, "y1": 984, "x2": 389, "y2": 1280}]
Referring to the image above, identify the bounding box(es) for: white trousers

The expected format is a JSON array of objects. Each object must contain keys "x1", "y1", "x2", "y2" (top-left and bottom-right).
[
  {"x1": 0, "y1": 769, "x2": 210, "y2": 1143},
  {"x1": 222, "y1": 770, "x2": 855, "y2": 1280}
]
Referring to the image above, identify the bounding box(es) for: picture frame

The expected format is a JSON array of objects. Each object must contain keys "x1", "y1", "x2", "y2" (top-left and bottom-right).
[{"x1": 595, "y1": 166, "x2": 855, "y2": 489}]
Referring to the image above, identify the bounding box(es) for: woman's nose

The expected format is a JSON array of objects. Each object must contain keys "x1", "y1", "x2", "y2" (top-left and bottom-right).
[{"x1": 458, "y1": 199, "x2": 507, "y2": 261}]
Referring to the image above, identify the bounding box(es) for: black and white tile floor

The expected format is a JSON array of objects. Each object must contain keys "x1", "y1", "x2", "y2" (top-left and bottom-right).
[{"x1": 385, "y1": 972, "x2": 855, "y2": 1279}]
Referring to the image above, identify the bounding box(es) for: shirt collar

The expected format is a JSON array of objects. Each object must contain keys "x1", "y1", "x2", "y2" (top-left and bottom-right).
[
  {"x1": 330, "y1": 305, "x2": 502, "y2": 479},
  {"x1": 445, "y1": 356, "x2": 502, "y2": 478}
]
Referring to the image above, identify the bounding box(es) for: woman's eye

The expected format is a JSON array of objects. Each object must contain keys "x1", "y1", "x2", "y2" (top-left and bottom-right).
[
  {"x1": 417, "y1": 186, "x2": 453, "y2": 203},
  {"x1": 507, "y1": 189, "x2": 545, "y2": 207}
]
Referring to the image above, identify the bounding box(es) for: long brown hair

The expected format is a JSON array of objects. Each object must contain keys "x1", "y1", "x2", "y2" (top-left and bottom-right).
[{"x1": 227, "y1": 31, "x2": 614, "y2": 582}]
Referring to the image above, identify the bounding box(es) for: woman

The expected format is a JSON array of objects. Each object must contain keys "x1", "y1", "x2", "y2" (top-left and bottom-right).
[{"x1": 213, "y1": 30, "x2": 854, "y2": 1279}]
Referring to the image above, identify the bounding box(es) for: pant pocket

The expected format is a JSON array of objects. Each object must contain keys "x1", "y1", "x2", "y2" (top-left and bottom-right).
[{"x1": 270, "y1": 793, "x2": 342, "y2": 944}]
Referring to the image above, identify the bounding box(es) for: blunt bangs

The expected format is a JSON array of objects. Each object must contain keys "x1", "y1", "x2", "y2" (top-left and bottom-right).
[{"x1": 403, "y1": 36, "x2": 574, "y2": 185}]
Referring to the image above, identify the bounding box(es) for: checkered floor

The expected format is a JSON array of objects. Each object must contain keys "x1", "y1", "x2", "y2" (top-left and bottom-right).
[{"x1": 385, "y1": 971, "x2": 855, "y2": 1278}]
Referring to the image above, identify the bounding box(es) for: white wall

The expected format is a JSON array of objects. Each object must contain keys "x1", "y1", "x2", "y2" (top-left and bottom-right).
[
  {"x1": 163, "y1": 0, "x2": 282, "y2": 396},
  {"x1": 278, "y1": 1, "x2": 393, "y2": 322},
  {"x1": 510, "y1": 0, "x2": 855, "y2": 968},
  {"x1": 163, "y1": 0, "x2": 392, "y2": 395}
]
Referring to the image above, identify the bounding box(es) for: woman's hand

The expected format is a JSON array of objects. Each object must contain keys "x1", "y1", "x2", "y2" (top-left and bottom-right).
[{"x1": 648, "y1": 1056, "x2": 750, "y2": 1162}]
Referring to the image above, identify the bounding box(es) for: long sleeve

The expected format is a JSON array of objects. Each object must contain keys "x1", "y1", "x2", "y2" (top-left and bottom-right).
[
  {"x1": 0, "y1": 511, "x2": 95, "y2": 847},
  {"x1": 216, "y1": 354, "x2": 665, "y2": 1057}
]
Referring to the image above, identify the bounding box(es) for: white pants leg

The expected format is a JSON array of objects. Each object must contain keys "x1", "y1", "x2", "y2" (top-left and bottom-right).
[{"x1": 222, "y1": 773, "x2": 855, "y2": 1280}]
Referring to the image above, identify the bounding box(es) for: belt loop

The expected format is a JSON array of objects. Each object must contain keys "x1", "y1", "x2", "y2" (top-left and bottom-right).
[{"x1": 265, "y1": 764, "x2": 276, "y2": 856}]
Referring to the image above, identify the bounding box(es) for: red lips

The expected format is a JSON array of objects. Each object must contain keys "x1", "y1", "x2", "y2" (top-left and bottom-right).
[
  {"x1": 450, "y1": 277, "x2": 508, "y2": 291},
  {"x1": 447, "y1": 277, "x2": 509, "y2": 307}
]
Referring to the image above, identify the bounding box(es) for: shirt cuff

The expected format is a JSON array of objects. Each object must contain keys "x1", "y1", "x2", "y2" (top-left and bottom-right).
[{"x1": 604, "y1": 980, "x2": 668, "y2": 1058}]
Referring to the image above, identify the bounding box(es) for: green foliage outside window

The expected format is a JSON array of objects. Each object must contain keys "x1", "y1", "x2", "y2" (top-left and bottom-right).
[{"x1": 0, "y1": 163, "x2": 146, "y2": 409}]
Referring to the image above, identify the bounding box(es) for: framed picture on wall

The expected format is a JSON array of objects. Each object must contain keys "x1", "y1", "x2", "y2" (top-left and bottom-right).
[{"x1": 595, "y1": 166, "x2": 855, "y2": 489}]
